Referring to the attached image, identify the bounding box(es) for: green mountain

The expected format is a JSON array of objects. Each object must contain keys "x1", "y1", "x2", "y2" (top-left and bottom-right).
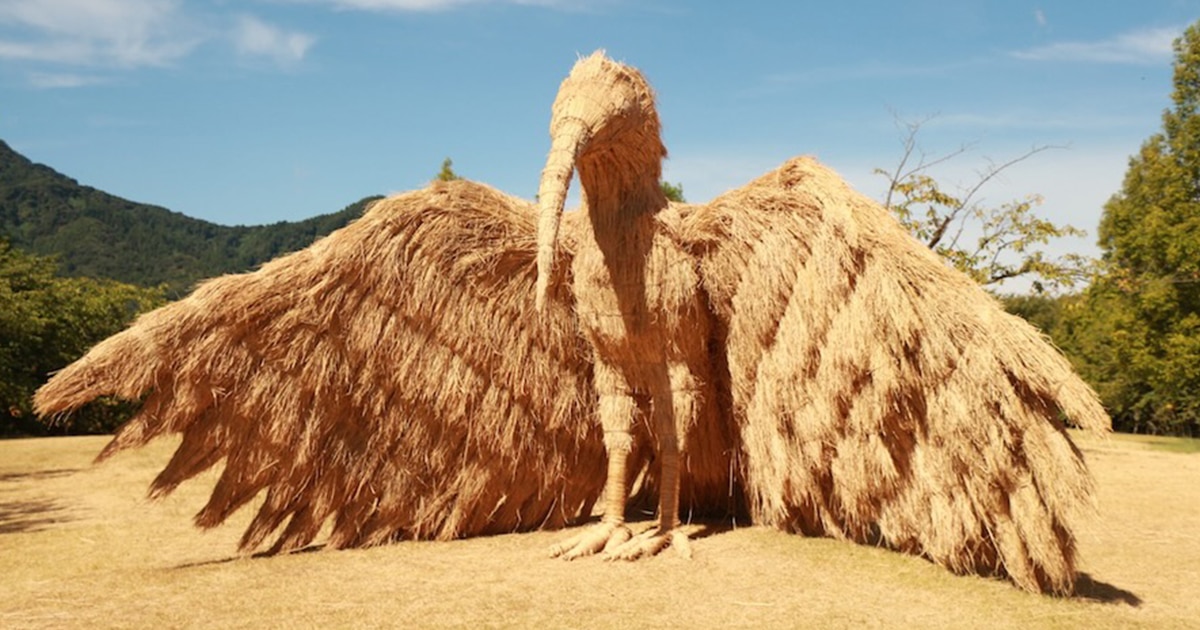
[{"x1": 0, "y1": 140, "x2": 380, "y2": 295}]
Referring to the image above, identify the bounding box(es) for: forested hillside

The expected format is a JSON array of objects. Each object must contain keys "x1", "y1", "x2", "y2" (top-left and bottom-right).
[{"x1": 0, "y1": 140, "x2": 379, "y2": 294}]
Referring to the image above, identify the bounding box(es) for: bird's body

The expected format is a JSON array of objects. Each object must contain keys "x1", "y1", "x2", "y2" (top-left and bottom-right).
[{"x1": 552, "y1": 196, "x2": 719, "y2": 557}]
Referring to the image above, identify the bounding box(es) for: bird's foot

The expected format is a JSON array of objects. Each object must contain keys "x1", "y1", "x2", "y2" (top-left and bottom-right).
[
  {"x1": 604, "y1": 525, "x2": 691, "y2": 561},
  {"x1": 549, "y1": 521, "x2": 632, "y2": 560}
]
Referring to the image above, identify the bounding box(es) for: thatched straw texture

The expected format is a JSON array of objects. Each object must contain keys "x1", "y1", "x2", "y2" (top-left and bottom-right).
[
  {"x1": 681, "y1": 156, "x2": 1109, "y2": 594},
  {"x1": 36, "y1": 51, "x2": 1109, "y2": 594},
  {"x1": 534, "y1": 52, "x2": 741, "y2": 560},
  {"x1": 36, "y1": 181, "x2": 614, "y2": 552}
]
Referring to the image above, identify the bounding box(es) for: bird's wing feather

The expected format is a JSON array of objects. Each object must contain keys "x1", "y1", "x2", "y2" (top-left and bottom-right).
[
  {"x1": 35, "y1": 180, "x2": 606, "y2": 553},
  {"x1": 681, "y1": 156, "x2": 1109, "y2": 593}
]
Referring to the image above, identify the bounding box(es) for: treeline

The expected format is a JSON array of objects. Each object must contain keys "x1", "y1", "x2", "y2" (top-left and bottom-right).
[
  {"x1": 1003, "y1": 290, "x2": 1197, "y2": 437},
  {"x1": 0, "y1": 140, "x2": 378, "y2": 295},
  {"x1": 0, "y1": 241, "x2": 164, "y2": 435},
  {"x1": 995, "y1": 23, "x2": 1200, "y2": 437},
  {"x1": 0, "y1": 141, "x2": 380, "y2": 436}
]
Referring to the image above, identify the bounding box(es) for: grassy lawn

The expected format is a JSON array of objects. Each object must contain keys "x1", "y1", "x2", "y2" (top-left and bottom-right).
[
  {"x1": 1117, "y1": 432, "x2": 1200, "y2": 454},
  {"x1": 1, "y1": 431, "x2": 1197, "y2": 629}
]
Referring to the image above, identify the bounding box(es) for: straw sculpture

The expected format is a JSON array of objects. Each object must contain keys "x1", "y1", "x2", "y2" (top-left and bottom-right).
[{"x1": 35, "y1": 51, "x2": 1109, "y2": 594}]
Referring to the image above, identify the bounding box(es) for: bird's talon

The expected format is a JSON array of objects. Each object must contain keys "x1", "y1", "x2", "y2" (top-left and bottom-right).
[
  {"x1": 549, "y1": 521, "x2": 632, "y2": 560},
  {"x1": 602, "y1": 526, "x2": 690, "y2": 561}
]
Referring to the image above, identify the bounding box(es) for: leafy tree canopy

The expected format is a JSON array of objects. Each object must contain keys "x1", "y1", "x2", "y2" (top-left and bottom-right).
[
  {"x1": 661, "y1": 180, "x2": 685, "y2": 203},
  {"x1": 1058, "y1": 22, "x2": 1200, "y2": 435},
  {"x1": 435, "y1": 157, "x2": 461, "y2": 182},
  {"x1": 0, "y1": 240, "x2": 165, "y2": 436}
]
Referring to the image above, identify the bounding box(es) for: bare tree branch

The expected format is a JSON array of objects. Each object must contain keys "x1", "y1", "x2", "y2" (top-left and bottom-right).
[{"x1": 877, "y1": 115, "x2": 1090, "y2": 294}]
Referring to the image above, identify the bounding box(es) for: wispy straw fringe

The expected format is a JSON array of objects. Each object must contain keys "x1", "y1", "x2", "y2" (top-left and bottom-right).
[
  {"x1": 681, "y1": 156, "x2": 1108, "y2": 593},
  {"x1": 37, "y1": 182, "x2": 614, "y2": 552}
]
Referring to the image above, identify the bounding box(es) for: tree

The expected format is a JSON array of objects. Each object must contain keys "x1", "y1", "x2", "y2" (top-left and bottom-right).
[
  {"x1": 1060, "y1": 22, "x2": 1200, "y2": 436},
  {"x1": 0, "y1": 241, "x2": 164, "y2": 436},
  {"x1": 435, "y1": 157, "x2": 461, "y2": 182},
  {"x1": 999, "y1": 292, "x2": 1065, "y2": 336},
  {"x1": 661, "y1": 180, "x2": 685, "y2": 202},
  {"x1": 877, "y1": 119, "x2": 1091, "y2": 293}
]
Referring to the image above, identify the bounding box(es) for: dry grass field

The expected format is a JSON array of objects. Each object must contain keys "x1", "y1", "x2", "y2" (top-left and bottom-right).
[{"x1": 1, "y1": 431, "x2": 1197, "y2": 629}]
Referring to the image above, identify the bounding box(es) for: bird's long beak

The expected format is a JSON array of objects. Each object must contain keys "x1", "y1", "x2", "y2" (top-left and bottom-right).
[{"x1": 535, "y1": 118, "x2": 589, "y2": 312}]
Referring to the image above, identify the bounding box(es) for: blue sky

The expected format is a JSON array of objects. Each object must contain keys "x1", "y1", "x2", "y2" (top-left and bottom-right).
[{"x1": 1, "y1": 1, "x2": 1197, "y2": 272}]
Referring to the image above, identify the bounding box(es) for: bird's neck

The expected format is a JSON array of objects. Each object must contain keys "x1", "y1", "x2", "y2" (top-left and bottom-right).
[{"x1": 577, "y1": 158, "x2": 666, "y2": 247}]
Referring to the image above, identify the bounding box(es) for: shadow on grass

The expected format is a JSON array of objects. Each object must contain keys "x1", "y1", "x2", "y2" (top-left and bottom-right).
[
  {"x1": 0, "y1": 468, "x2": 81, "y2": 483},
  {"x1": 0, "y1": 498, "x2": 74, "y2": 534},
  {"x1": 571, "y1": 514, "x2": 739, "y2": 541},
  {"x1": 171, "y1": 520, "x2": 737, "y2": 570},
  {"x1": 686, "y1": 519, "x2": 735, "y2": 541},
  {"x1": 173, "y1": 544, "x2": 327, "y2": 570},
  {"x1": 1073, "y1": 572, "x2": 1142, "y2": 607},
  {"x1": 0, "y1": 468, "x2": 81, "y2": 533}
]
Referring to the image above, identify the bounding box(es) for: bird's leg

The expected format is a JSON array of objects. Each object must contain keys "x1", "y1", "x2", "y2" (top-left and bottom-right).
[
  {"x1": 605, "y1": 361, "x2": 694, "y2": 560},
  {"x1": 550, "y1": 366, "x2": 635, "y2": 559}
]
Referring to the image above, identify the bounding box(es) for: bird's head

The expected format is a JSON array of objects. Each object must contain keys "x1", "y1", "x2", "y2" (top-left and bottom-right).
[{"x1": 534, "y1": 51, "x2": 666, "y2": 312}]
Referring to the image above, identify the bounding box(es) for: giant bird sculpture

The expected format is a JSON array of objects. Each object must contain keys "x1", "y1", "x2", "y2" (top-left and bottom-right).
[{"x1": 35, "y1": 52, "x2": 1109, "y2": 594}]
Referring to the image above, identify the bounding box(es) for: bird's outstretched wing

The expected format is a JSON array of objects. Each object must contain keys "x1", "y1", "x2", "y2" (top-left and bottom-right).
[
  {"x1": 35, "y1": 180, "x2": 607, "y2": 553},
  {"x1": 680, "y1": 156, "x2": 1110, "y2": 594}
]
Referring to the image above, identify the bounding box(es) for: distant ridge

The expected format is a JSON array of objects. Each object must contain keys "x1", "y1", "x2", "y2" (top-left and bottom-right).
[{"x1": 0, "y1": 139, "x2": 379, "y2": 295}]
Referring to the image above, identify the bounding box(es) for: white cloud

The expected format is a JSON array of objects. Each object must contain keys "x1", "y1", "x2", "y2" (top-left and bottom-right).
[
  {"x1": 0, "y1": 0, "x2": 569, "y2": 80},
  {"x1": 753, "y1": 58, "x2": 981, "y2": 96},
  {"x1": 297, "y1": 0, "x2": 582, "y2": 12},
  {"x1": 1034, "y1": 9, "x2": 1047, "y2": 28},
  {"x1": 0, "y1": 0, "x2": 200, "y2": 67},
  {"x1": 322, "y1": 0, "x2": 474, "y2": 8},
  {"x1": 232, "y1": 15, "x2": 316, "y2": 66},
  {"x1": 0, "y1": 1, "x2": 317, "y2": 80},
  {"x1": 27, "y1": 71, "x2": 109, "y2": 89},
  {"x1": 1013, "y1": 25, "x2": 1181, "y2": 64},
  {"x1": 924, "y1": 111, "x2": 1151, "y2": 132}
]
